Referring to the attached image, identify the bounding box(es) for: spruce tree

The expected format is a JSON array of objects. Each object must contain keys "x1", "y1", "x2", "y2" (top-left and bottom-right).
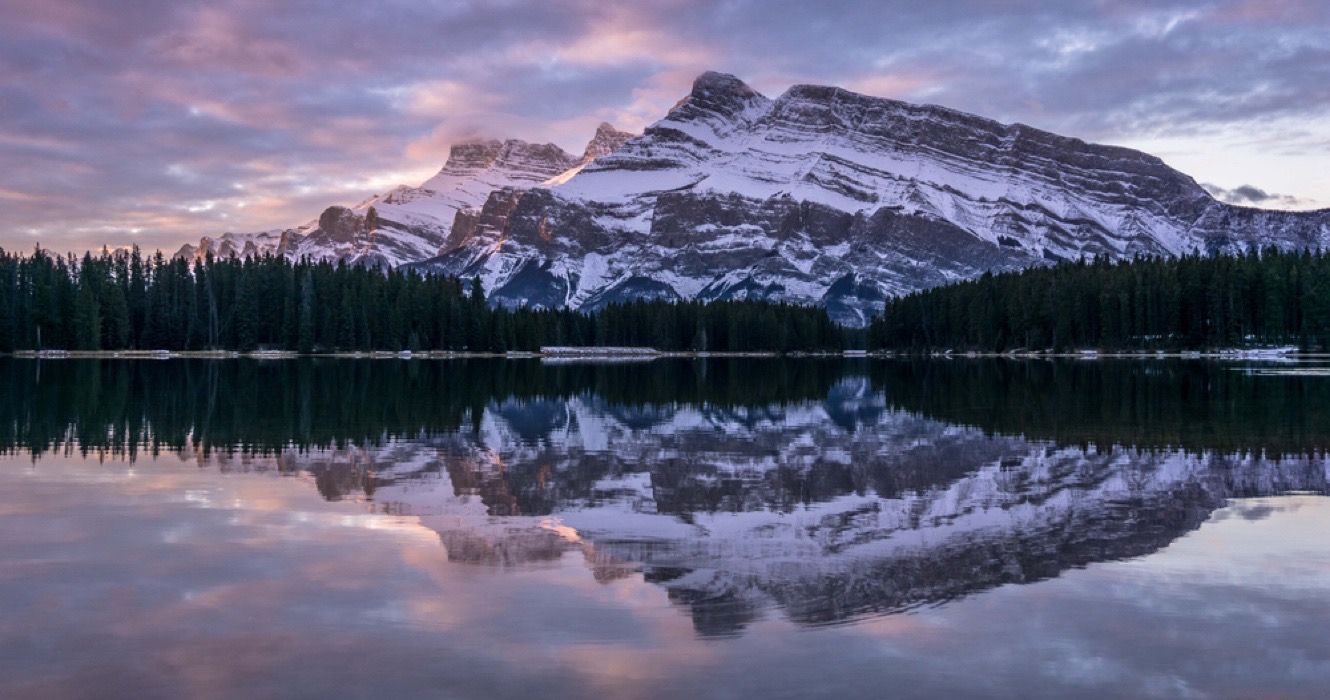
[{"x1": 298, "y1": 271, "x2": 315, "y2": 353}]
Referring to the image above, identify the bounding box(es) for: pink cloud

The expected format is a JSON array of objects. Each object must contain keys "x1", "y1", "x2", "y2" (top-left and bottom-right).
[
  {"x1": 148, "y1": 6, "x2": 306, "y2": 78},
  {"x1": 1210, "y1": 0, "x2": 1328, "y2": 24}
]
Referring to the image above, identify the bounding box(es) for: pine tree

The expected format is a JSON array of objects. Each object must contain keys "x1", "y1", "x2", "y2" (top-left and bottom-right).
[
  {"x1": 73, "y1": 269, "x2": 101, "y2": 351},
  {"x1": 0, "y1": 251, "x2": 16, "y2": 353},
  {"x1": 298, "y1": 270, "x2": 315, "y2": 353}
]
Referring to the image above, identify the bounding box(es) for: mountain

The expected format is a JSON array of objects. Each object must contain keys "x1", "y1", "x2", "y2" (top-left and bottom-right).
[
  {"x1": 180, "y1": 71, "x2": 1329, "y2": 325},
  {"x1": 175, "y1": 125, "x2": 634, "y2": 268},
  {"x1": 410, "y1": 71, "x2": 1330, "y2": 324}
]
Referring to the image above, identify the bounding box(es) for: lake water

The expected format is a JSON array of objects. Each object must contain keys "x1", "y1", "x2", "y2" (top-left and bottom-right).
[{"x1": 2, "y1": 358, "x2": 1329, "y2": 699}]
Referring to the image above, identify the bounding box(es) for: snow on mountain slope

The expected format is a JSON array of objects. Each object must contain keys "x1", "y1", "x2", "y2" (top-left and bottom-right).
[
  {"x1": 412, "y1": 71, "x2": 1330, "y2": 325},
  {"x1": 174, "y1": 128, "x2": 633, "y2": 268}
]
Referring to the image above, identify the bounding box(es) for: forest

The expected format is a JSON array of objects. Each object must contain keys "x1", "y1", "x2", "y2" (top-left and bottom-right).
[
  {"x1": 7, "y1": 246, "x2": 1330, "y2": 355},
  {"x1": 868, "y1": 248, "x2": 1330, "y2": 352},
  {"x1": 0, "y1": 247, "x2": 844, "y2": 353}
]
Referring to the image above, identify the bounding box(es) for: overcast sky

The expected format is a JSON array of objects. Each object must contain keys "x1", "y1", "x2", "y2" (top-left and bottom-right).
[{"x1": 2, "y1": 0, "x2": 1328, "y2": 253}]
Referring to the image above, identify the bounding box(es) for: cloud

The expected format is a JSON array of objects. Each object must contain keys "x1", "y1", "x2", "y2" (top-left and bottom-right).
[
  {"x1": 0, "y1": 0, "x2": 1328, "y2": 253},
  {"x1": 1203, "y1": 183, "x2": 1311, "y2": 208}
]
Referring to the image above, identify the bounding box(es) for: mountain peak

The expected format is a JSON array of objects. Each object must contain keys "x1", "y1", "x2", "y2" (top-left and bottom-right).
[
  {"x1": 675, "y1": 71, "x2": 769, "y2": 119},
  {"x1": 442, "y1": 140, "x2": 505, "y2": 170},
  {"x1": 441, "y1": 139, "x2": 576, "y2": 174},
  {"x1": 580, "y1": 122, "x2": 636, "y2": 162},
  {"x1": 691, "y1": 71, "x2": 757, "y2": 97}
]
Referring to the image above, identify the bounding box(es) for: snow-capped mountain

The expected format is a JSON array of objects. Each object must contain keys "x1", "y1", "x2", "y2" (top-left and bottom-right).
[
  {"x1": 174, "y1": 124, "x2": 635, "y2": 268},
  {"x1": 178, "y1": 71, "x2": 1329, "y2": 325},
  {"x1": 412, "y1": 71, "x2": 1330, "y2": 324}
]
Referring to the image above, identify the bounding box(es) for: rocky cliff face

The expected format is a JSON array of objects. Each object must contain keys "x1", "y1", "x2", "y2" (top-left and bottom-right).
[{"x1": 412, "y1": 71, "x2": 1330, "y2": 325}]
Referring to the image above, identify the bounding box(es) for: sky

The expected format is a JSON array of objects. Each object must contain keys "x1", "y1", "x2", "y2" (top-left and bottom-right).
[{"x1": 2, "y1": 0, "x2": 1328, "y2": 254}]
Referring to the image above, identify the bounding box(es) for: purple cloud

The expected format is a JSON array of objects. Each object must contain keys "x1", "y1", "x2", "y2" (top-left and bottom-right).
[{"x1": 1, "y1": 0, "x2": 1327, "y2": 253}]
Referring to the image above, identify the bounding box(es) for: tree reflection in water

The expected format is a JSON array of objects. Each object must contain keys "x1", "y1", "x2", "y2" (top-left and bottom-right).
[{"x1": 3, "y1": 357, "x2": 1328, "y2": 635}]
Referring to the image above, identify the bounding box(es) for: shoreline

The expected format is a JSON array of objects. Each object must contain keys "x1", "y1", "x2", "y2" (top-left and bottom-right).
[
  {"x1": 6, "y1": 349, "x2": 817, "y2": 360},
  {"x1": 3, "y1": 348, "x2": 1326, "y2": 360}
]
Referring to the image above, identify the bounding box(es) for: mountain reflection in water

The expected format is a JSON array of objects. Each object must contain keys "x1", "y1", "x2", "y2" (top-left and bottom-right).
[{"x1": 3, "y1": 357, "x2": 1327, "y2": 640}]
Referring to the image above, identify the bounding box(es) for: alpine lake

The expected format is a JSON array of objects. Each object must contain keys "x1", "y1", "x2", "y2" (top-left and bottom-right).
[{"x1": 2, "y1": 357, "x2": 1328, "y2": 699}]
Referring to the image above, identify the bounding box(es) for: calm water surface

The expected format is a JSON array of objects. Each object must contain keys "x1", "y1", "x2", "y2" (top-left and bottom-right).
[{"x1": 2, "y1": 358, "x2": 1329, "y2": 698}]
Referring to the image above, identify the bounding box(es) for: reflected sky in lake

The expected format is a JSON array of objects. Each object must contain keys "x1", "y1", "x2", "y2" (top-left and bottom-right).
[{"x1": 2, "y1": 358, "x2": 1329, "y2": 698}]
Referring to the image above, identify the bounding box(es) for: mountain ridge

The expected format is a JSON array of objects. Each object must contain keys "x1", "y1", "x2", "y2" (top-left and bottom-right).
[
  {"x1": 177, "y1": 71, "x2": 1330, "y2": 325},
  {"x1": 175, "y1": 128, "x2": 633, "y2": 269}
]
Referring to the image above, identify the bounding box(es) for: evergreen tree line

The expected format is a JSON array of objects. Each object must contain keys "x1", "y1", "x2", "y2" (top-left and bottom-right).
[
  {"x1": 0, "y1": 248, "x2": 844, "y2": 353},
  {"x1": 869, "y1": 249, "x2": 1330, "y2": 352}
]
